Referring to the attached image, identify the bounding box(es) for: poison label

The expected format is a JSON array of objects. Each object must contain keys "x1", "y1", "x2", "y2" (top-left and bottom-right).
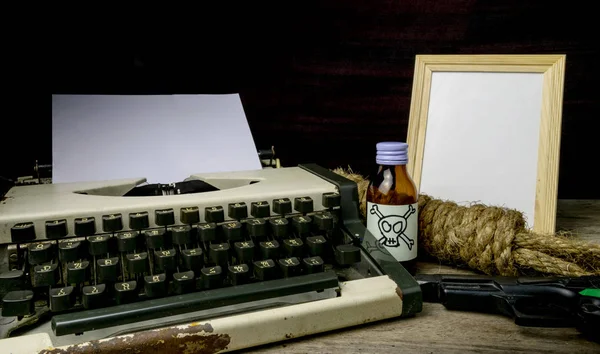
[{"x1": 366, "y1": 202, "x2": 418, "y2": 262}]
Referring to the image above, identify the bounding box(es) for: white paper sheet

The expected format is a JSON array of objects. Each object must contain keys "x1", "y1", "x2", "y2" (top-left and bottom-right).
[{"x1": 51, "y1": 94, "x2": 261, "y2": 184}]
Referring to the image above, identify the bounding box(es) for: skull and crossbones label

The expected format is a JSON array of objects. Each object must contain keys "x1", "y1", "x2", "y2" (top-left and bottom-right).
[{"x1": 366, "y1": 202, "x2": 418, "y2": 260}]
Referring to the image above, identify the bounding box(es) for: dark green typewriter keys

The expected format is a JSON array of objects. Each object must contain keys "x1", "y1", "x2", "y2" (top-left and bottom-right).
[
  {"x1": 144, "y1": 274, "x2": 168, "y2": 298},
  {"x1": 246, "y1": 218, "x2": 267, "y2": 239},
  {"x1": 228, "y1": 202, "x2": 248, "y2": 220},
  {"x1": 173, "y1": 271, "x2": 195, "y2": 294},
  {"x1": 322, "y1": 192, "x2": 341, "y2": 208},
  {"x1": 59, "y1": 241, "x2": 82, "y2": 263},
  {"x1": 303, "y1": 256, "x2": 324, "y2": 274},
  {"x1": 50, "y1": 286, "x2": 75, "y2": 312},
  {"x1": 87, "y1": 236, "x2": 109, "y2": 256},
  {"x1": 10, "y1": 222, "x2": 36, "y2": 243},
  {"x1": 198, "y1": 223, "x2": 217, "y2": 242},
  {"x1": 250, "y1": 201, "x2": 270, "y2": 218},
  {"x1": 181, "y1": 248, "x2": 203, "y2": 272},
  {"x1": 97, "y1": 257, "x2": 119, "y2": 283},
  {"x1": 82, "y1": 284, "x2": 106, "y2": 309},
  {"x1": 129, "y1": 212, "x2": 149, "y2": 230},
  {"x1": 306, "y1": 236, "x2": 327, "y2": 257},
  {"x1": 234, "y1": 241, "x2": 255, "y2": 263},
  {"x1": 209, "y1": 243, "x2": 230, "y2": 265},
  {"x1": 102, "y1": 214, "x2": 123, "y2": 233},
  {"x1": 222, "y1": 221, "x2": 243, "y2": 242},
  {"x1": 33, "y1": 263, "x2": 59, "y2": 287},
  {"x1": 201, "y1": 266, "x2": 222, "y2": 289},
  {"x1": 334, "y1": 244, "x2": 361, "y2": 266},
  {"x1": 259, "y1": 240, "x2": 280, "y2": 259},
  {"x1": 269, "y1": 218, "x2": 288, "y2": 238},
  {"x1": 0, "y1": 270, "x2": 26, "y2": 294},
  {"x1": 74, "y1": 217, "x2": 96, "y2": 236},
  {"x1": 114, "y1": 281, "x2": 137, "y2": 304},
  {"x1": 1, "y1": 290, "x2": 34, "y2": 317},
  {"x1": 205, "y1": 206, "x2": 224, "y2": 223},
  {"x1": 180, "y1": 207, "x2": 200, "y2": 224},
  {"x1": 283, "y1": 238, "x2": 304, "y2": 258},
  {"x1": 28, "y1": 242, "x2": 54, "y2": 265},
  {"x1": 117, "y1": 231, "x2": 138, "y2": 253},
  {"x1": 171, "y1": 225, "x2": 193, "y2": 245},
  {"x1": 278, "y1": 257, "x2": 301, "y2": 277},
  {"x1": 45, "y1": 219, "x2": 68, "y2": 239},
  {"x1": 272, "y1": 198, "x2": 292, "y2": 215},
  {"x1": 292, "y1": 216, "x2": 312, "y2": 235},
  {"x1": 253, "y1": 259, "x2": 277, "y2": 281},
  {"x1": 293, "y1": 196, "x2": 313, "y2": 214},
  {"x1": 145, "y1": 229, "x2": 165, "y2": 249},
  {"x1": 67, "y1": 260, "x2": 89, "y2": 284},
  {"x1": 126, "y1": 253, "x2": 148, "y2": 274},
  {"x1": 228, "y1": 264, "x2": 250, "y2": 285},
  {"x1": 155, "y1": 209, "x2": 175, "y2": 226},
  {"x1": 155, "y1": 249, "x2": 177, "y2": 273},
  {"x1": 313, "y1": 212, "x2": 335, "y2": 231}
]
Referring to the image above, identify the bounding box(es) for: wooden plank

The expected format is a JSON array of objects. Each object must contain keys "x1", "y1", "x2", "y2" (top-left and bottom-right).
[
  {"x1": 250, "y1": 200, "x2": 600, "y2": 353},
  {"x1": 251, "y1": 303, "x2": 599, "y2": 353}
]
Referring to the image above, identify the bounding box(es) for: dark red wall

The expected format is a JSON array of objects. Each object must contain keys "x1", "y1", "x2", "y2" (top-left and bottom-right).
[
  {"x1": 5, "y1": 1, "x2": 598, "y2": 198},
  {"x1": 241, "y1": 0, "x2": 598, "y2": 199}
]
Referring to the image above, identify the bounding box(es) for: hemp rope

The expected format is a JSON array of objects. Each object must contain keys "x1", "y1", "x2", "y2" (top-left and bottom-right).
[{"x1": 332, "y1": 167, "x2": 600, "y2": 277}]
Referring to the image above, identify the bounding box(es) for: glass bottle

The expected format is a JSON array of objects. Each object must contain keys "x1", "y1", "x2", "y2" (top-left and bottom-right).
[{"x1": 366, "y1": 141, "x2": 419, "y2": 274}]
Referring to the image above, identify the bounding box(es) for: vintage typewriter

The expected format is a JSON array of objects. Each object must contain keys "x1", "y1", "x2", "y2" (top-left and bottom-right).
[{"x1": 0, "y1": 164, "x2": 421, "y2": 353}]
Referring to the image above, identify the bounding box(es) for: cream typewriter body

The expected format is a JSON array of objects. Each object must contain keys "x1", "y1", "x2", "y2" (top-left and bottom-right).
[{"x1": 0, "y1": 164, "x2": 421, "y2": 353}]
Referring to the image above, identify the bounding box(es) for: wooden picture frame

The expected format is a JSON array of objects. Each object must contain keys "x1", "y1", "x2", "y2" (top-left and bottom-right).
[{"x1": 406, "y1": 55, "x2": 566, "y2": 234}]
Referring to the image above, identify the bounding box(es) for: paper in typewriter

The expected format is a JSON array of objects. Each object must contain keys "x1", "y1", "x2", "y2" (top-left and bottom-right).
[{"x1": 51, "y1": 94, "x2": 262, "y2": 184}]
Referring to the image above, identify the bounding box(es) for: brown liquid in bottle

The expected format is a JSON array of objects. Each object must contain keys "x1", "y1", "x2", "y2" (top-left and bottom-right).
[
  {"x1": 366, "y1": 143, "x2": 419, "y2": 275},
  {"x1": 367, "y1": 165, "x2": 418, "y2": 205}
]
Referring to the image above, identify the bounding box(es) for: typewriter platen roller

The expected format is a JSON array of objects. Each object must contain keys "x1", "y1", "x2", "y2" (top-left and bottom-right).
[{"x1": 0, "y1": 164, "x2": 421, "y2": 353}]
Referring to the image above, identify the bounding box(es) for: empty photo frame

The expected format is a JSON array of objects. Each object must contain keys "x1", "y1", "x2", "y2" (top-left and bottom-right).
[{"x1": 406, "y1": 55, "x2": 566, "y2": 234}]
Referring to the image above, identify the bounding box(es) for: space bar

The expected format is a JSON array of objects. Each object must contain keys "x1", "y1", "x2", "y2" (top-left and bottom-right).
[{"x1": 52, "y1": 271, "x2": 339, "y2": 336}]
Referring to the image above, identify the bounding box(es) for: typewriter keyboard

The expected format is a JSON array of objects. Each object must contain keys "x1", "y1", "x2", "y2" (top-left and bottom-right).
[{"x1": 1, "y1": 194, "x2": 363, "y2": 335}]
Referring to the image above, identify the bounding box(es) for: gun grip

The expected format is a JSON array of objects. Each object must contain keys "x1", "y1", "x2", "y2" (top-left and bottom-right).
[{"x1": 511, "y1": 300, "x2": 578, "y2": 328}]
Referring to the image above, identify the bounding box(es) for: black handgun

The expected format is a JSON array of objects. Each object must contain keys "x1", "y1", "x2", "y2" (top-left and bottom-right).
[{"x1": 415, "y1": 274, "x2": 600, "y2": 342}]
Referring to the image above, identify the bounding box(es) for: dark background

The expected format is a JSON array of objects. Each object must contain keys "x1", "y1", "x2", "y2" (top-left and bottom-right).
[{"x1": 3, "y1": 1, "x2": 598, "y2": 198}]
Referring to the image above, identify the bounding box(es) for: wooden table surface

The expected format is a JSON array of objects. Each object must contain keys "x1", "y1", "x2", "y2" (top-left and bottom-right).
[{"x1": 245, "y1": 200, "x2": 600, "y2": 353}]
